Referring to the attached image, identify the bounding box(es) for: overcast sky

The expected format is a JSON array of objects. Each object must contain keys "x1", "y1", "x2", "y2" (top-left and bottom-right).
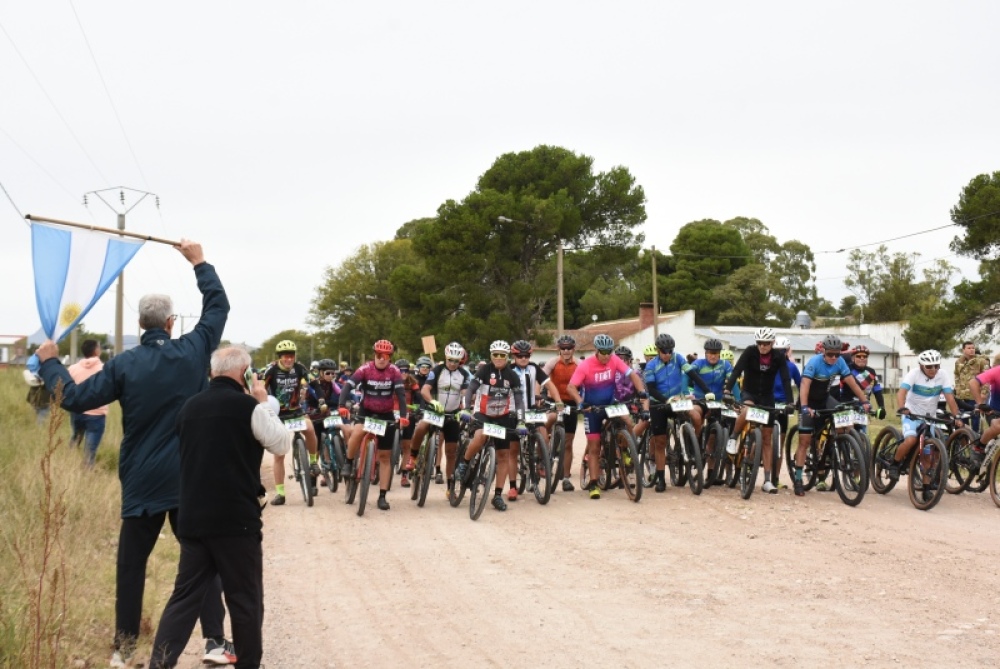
[{"x1": 2, "y1": 1, "x2": 997, "y2": 349}]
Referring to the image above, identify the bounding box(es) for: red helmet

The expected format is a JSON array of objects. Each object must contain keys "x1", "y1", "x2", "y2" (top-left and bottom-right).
[
  {"x1": 814, "y1": 341, "x2": 825, "y2": 354},
  {"x1": 853, "y1": 345, "x2": 870, "y2": 355},
  {"x1": 373, "y1": 339, "x2": 394, "y2": 354}
]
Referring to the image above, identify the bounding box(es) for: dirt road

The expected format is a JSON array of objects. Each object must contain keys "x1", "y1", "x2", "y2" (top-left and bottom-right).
[{"x1": 178, "y1": 429, "x2": 1000, "y2": 668}]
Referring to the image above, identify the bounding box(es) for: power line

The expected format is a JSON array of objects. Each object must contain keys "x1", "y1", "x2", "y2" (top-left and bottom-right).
[
  {"x1": 0, "y1": 125, "x2": 90, "y2": 207},
  {"x1": 819, "y1": 222, "x2": 959, "y2": 254},
  {"x1": 0, "y1": 179, "x2": 25, "y2": 221}
]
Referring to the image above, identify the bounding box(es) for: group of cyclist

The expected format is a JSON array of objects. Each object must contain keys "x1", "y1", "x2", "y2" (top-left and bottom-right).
[{"x1": 257, "y1": 326, "x2": 996, "y2": 510}]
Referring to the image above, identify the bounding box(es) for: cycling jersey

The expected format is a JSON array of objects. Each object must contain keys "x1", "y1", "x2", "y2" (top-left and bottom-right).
[
  {"x1": 900, "y1": 367, "x2": 954, "y2": 416},
  {"x1": 466, "y1": 364, "x2": 525, "y2": 419},
  {"x1": 511, "y1": 362, "x2": 550, "y2": 407},
  {"x1": 423, "y1": 363, "x2": 471, "y2": 413},
  {"x1": 570, "y1": 354, "x2": 631, "y2": 406},
  {"x1": 643, "y1": 354, "x2": 709, "y2": 402},
  {"x1": 542, "y1": 356, "x2": 577, "y2": 401},
  {"x1": 802, "y1": 354, "x2": 852, "y2": 406},
  {"x1": 339, "y1": 361, "x2": 407, "y2": 417},
  {"x1": 614, "y1": 368, "x2": 635, "y2": 402},
  {"x1": 689, "y1": 358, "x2": 734, "y2": 398},
  {"x1": 726, "y1": 347, "x2": 792, "y2": 402},
  {"x1": 305, "y1": 378, "x2": 340, "y2": 420},
  {"x1": 263, "y1": 361, "x2": 310, "y2": 416},
  {"x1": 976, "y1": 366, "x2": 1000, "y2": 411},
  {"x1": 830, "y1": 363, "x2": 881, "y2": 402},
  {"x1": 393, "y1": 373, "x2": 422, "y2": 411},
  {"x1": 771, "y1": 360, "x2": 800, "y2": 403}
]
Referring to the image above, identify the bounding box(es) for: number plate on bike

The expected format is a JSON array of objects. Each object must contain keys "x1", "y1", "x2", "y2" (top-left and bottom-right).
[
  {"x1": 283, "y1": 418, "x2": 307, "y2": 432},
  {"x1": 483, "y1": 422, "x2": 506, "y2": 439},
  {"x1": 563, "y1": 405, "x2": 572, "y2": 415},
  {"x1": 422, "y1": 411, "x2": 445, "y2": 427},
  {"x1": 705, "y1": 401, "x2": 723, "y2": 410},
  {"x1": 833, "y1": 411, "x2": 854, "y2": 428},
  {"x1": 323, "y1": 416, "x2": 342, "y2": 428},
  {"x1": 605, "y1": 404, "x2": 629, "y2": 417},
  {"x1": 722, "y1": 409, "x2": 738, "y2": 419},
  {"x1": 670, "y1": 399, "x2": 693, "y2": 412},
  {"x1": 525, "y1": 411, "x2": 547, "y2": 424},
  {"x1": 364, "y1": 417, "x2": 388, "y2": 435},
  {"x1": 853, "y1": 411, "x2": 868, "y2": 426},
  {"x1": 747, "y1": 407, "x2": 769, "y2": 424}
]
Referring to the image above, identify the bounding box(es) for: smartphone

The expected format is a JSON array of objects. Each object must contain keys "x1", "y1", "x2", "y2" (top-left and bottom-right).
[{"x1": 244, "y1": 367, "x2": 255, "y2": 390}]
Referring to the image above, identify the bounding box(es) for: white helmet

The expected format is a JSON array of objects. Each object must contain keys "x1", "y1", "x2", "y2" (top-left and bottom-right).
[
  {"x1": 489, "y1": 340, "x2": 511, "y2": 354},
  {"x1": 445, "y1": 342, "x2": 465, "y2": 360},
  {"x1": 917, "y1": 349, "x2": 942, "y2": 366},
  {"x1": 753, "y1": 327, "x2": 776, "y2": 342},
  {"x1": 774, "y1": 336, "x2": 791, "y2": 350}
]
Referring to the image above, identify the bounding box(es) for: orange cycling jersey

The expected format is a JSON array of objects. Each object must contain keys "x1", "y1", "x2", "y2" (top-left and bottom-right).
[{"x1": 543, "y1": 357, "x2": 577, "y2": 400}]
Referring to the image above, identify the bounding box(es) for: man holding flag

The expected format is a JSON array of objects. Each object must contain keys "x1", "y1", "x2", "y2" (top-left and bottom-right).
[{"x1": 34, "y1": 238, "x2": 233, "y2": 668}]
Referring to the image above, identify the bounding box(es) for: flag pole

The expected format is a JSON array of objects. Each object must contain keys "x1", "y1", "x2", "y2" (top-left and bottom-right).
[{"x1": 25, "y1": 214, "x2": 182, "y2": 246}]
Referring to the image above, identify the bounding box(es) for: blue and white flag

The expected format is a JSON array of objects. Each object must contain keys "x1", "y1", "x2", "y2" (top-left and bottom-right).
[{"x1": 31, "y1": 220, "x2": 144, "y2": 342}]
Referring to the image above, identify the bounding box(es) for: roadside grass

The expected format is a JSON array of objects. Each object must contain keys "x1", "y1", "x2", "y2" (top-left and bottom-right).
[{"x1": 0, "y1": 367, "x2": 180, "y2": 668}]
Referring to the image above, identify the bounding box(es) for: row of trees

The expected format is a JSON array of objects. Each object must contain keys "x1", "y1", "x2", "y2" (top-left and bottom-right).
[{"x1": 262, "y1": 147, "x2": 997, "y2": 364}]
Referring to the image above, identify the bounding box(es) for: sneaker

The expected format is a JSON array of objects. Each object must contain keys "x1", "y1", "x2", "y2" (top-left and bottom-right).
[
  {"x1": 815, "y1": 480, "x2": 829, "y2": 492},
  {"x1": 309, "y1": 462, "x2": 321, "y2": 477},
  {"x1": 377, "y1": 497, "x2": 390, "y2": 511},
  {"x1": 562, "y1": 478, "x2": 575, "y2": 492},
  {"x1": 508, "y1": 487, "x2": 518, "y2": 501},
  {"x1": 203, "y1": 637, "x2": 237, "y2": 665},
  {"x1": 762, "y1": 480, "x2": 777, "y2": 494},
  {"x1": 435, "y1": 471, "x2": 444, "y2": 484},
  {"x1": 492, "y1": 494, "x2": 507, "y2": 511},
  {"x1": 793, "y1": 479, "x2": 805, "y2": 497},
  {"x1": 970, "y1": 447, "x2": 986, "y2": 470},
  {"x1": 589, "y1": 485, "x2": 601, "y2": 500},
  {"x1": 655, "y1": 478, "x2": 667, "y2": 493},
  {"x1": 343, "y1": 460, "x2": 355, "y2": 479},
  {"x1": 887, "y1": 462, "x2": 901, "y2": 482},
  {"x1": 270, "y1": 493, "x2": 285, "y2": 506},
  {"x1": 454, "y1": 461, "x2": 469, "y2": 483},
  {"x1": 110, "y1": 651, "x2": 132, "y2": 668},
  {"x1": 400, "y1": 473, "x2": 410, "y2": 488},
  {"x1": 726, "y1": 439, "x2": 738, "y2": 455}
]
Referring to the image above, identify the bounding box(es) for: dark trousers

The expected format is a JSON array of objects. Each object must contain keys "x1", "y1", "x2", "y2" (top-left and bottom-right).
[
  {"x1": 116, "y1": 510, "x2": 224, "y2": 652},
  {"x1": 150, "y1": 533, "x2": 264, "y2": 669}
]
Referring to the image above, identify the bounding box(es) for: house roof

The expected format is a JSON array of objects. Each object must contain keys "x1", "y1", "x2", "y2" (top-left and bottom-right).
[
  {"x1": 695, "y1": 327, "x2": 894, "y2": 354},
  {"x1": 535, "y1": 312, "x2": 683, "y2": 352}
]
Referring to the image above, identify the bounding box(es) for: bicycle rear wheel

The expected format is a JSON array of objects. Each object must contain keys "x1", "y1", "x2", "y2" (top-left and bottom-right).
[
  {"x1": 549, "y1": 424, "x2": 566, "y2": 491},
  {"x1": 667, "y1": 424, "x2": 687, "y2": 487},
  {"x1": 739, "y1": 428, "x2": 762, "y2": 500},
  {"x1": 831, "y1": 433, "x2": 867, "y2": 507},
  {"x1": 989, "y1": 451, "x2": 1000, "y2": 508},
  {"x1": 682, "y1": 422, "x2": 703, "y2": 495},
  {"x1": 357, "y1": 439, "x2": 375, "y2": 517},
  {"x1": 293, "y1": 435, "x2": 313, "y2": 507},
  {"x1": 470, "y1": 444, "x2": 497, "y2": 521},
  {"x1": 418, "y1": 432, "x2": 438, "y2": 507},
  {"x1": 638, "y1": 432, "x2": 656, "y2": 488},
  {"x1": 870, "y1": 425, "x2": 901, "y2": 494},
  {"x1": 783, "y1": 423, "x2": 799, "y2": 475},
  {"x1": 908, "y1": 437, "x2": 947, "y2": 511},
  {"x1": 945, "y1": 427, "x2": 978, "y2": 494},
  {"x1": 531, "y1": 433, "x2": 552, "y2": 504},
  {"x1": 515, "y1": 441, "x2": 529, "y2": 495},
  {"x1": 614, "y1": 427, "x2": 642, "y2": 502}
]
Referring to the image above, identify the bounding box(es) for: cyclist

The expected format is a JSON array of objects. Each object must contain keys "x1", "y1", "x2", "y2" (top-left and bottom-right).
[
  {"x1": 413, "y1": 342, "x2": 471, "y2": 494},
  {"x1": 969, "y1": 360, "x2": 1000, "y2": 467},
  {"x1": 640, "y1": 344, "x2": 658, "y2": 371},
  {"x1": 263, "y1": 340, "x2": 320, "y2": 506},
  {"x1": 793, "y1": 335, "x2": 873, "y2": 496},
  {"x1": 507, "y1": 339, "x2": 563, "y2": 500},
  {"x1": 543, "y1": 334, "x2": 581, "y2": 491},
  {"x1": 306, "y1": 359, "x2": 343, "y2": 486},
  {"x1": 565, "y1": 334, "x2": 650, "y2": 499},
  {"x1": 687, "y1": 338, "x2": 733, "y2": 483},
  {"x1": 830, "y1": 345, "x2": 888, "y2": 428},
  {"x1": 339, "y1": 340, "x2": 409, "y2": 511},
  {"x1": 767, "y1": 336, "x2": 801, "y2": 488},
  {"x1": 613, "y1": 345, "x2": 636, "y2": 402},
  {"x1": 411, "y1": 355, "x2": 441, "y2": 482},
  {"x1": 454, "y1": 340, "x2": 526, "y2": 512},
  {"x1": 886, "y1": 349, "x2": 962, "y2": 481},
  {"x1": 723, "y1": 327, "x2": 794, "y2": 495},
  {"x1": 642, "y1": 333, "x2": 710, "y2": 493},
  {"x1": 955, "y1": 341, "x2": 989, "y2": 432},
  {"x1": 394, "y1": 359, "x2": 422, "y2": 488}
]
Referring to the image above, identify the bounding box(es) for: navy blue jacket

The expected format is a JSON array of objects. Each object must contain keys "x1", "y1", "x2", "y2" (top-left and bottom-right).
[{"x1": 39, "y1": 262, "x2": 228, "y2": 518}]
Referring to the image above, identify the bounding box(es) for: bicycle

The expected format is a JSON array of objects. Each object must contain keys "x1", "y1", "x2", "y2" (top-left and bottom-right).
[
  {"x1": 543, "y1": 401, "x2": 568, "y2": 494},
  {"x1": 319, "y1": 415, "x2": 347, "y2": 493},
  {"x1": 578, "y1": 403, "x2": 642, "y2": 502},
  {"x1": 450, "y1": 420, "x2": 514, "y2": 521},
  {"x1": 514, "y1": 407, "x2": 553, "y2": 504},
  {"x1": 283, "y1": 415, "x2": 313, "y2": 507},
  {"x1": 942, "y1": 408, "x2": 980, "y2": 494},
  {"x1": 661, "y1": 398, "x2": 705, "y2": 495},
  {"x1": 790, "y1": 402, "x2": 869, "y2": 506},
  {"x1": 410, "y1": 408, "x2": 459, "y2": 507},
  {"x1": 344, "y1": 415, "x2": 395, "y2": 517},
  {"x1": 719, "y1": 399, "x2": 766, "y2": 500},
  {"x1": 870, "y1": 411, "x2": 951, "y2": 511},
  {"x1": 699, "y1": 398, "x2": 730, "y2": 487}
]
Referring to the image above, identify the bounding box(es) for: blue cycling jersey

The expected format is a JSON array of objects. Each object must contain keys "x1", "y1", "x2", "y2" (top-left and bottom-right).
[
  {"x1": 689, "y1": 358, "x2": 732, "y2": 398},
  {"x1": 773, "y1": 360, "x2": 801, "y2": 403},
  {"x1": 643, "y1": 354, "x2": 694, "y2": 399},
  {"x1": 802, "y1": 354, "x2": 851, "y2": 406}
]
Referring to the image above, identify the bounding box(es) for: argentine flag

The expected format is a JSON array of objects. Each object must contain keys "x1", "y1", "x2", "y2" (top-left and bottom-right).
[{"x1": 31, "y1": 220, "x2": 144, "y2": 342}]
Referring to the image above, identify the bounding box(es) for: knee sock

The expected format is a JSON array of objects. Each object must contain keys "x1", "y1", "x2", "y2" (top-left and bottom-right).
[
  {"x1": 276, "y1": 483, "x2": 285, "y2": 495},
  {"x1": 794, "y1": 467, "x2": 803, "y2": 482}
]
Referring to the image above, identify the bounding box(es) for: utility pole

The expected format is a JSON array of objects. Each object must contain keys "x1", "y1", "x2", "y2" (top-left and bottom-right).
[
  {"x1": 175, "y1": 314, "x2": 198, "y2": 337},
  {"x1": 651, "y1": 246, "x2": 659, "y2": 338},
  {"x1": 83, "y1": 187, "x2": 159, "y2": 355}
]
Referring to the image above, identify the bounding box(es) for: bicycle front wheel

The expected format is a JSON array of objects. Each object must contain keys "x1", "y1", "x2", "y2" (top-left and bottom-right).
[
  {"x1": 667, "y1": 424, "x2": 687, "y2": 487},
  {"x1": 531, "y1": 433, "x2": 552, "y2": 505},
  {"x1": 945, "y1": 427, "x2": 978, "y2": 494},
  {"x1": 615, "y1": 427, "x2": 642, "y2": 503},
  {"x1": 449, "y1": 437, "x2": 469, "y2": 508},
  {"x1": 989, "y1": 449, "x2": 1000, "y2": 508},
  {"x1": 294, "y1": 435, "x2": 313, "y2": 507},
  {"x1": 549, "y1": 424, "x2": 566, "y2": 491},
  {"x1": 908, "y1": 437, "x2": 947, "y2": 511},
  {"x1": 832, "y1": 433, "x2": 868, "y2": 507},
  {"x1": 870, "y1": 425, "x2": 901, "y2": 494},
  {"x1": 682, "y1": 422, "x2": 703, "y2": 495},
  {"x1": 357, "y1": 439, "x2": 375, "y2": 517},
  {"x1": 638, "y1": 432, "x2": 656, "y2": 488},
  {"x1": 783, "y1": 423, "x2": 799, "y2": 476},
  {"x1": 470, "y1": 444, "x2": 497, "y2": 521},
  {"x1": 739, "y1": 428, "x2": 762, "y2": 500},
  {"x1": 418, "y1": 431, "x2": 438, "y2": 507}
]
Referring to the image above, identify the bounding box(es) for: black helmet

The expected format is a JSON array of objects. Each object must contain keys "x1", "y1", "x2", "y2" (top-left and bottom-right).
[
  {"x1": 704, "y1": 338, "x2": 723, "y2": 352},
  {"x1": 511, "y1": 340, "x2": 532, "y2": 355},
  {"x1": 655, "y1": 333, "x2": 675, "y2": 352},
  {"x1": 317, "y1": 358, "x2": 337, "y2": 371},
  {"x1": 614, "y1": 345, "x2": 632, "y2": 360},
  {"x1": 395, "y1": 358, "x2": 411, "y2": 371},
  {"x1": 557, "y1": 334, "x2": 576, "y2": 348}
]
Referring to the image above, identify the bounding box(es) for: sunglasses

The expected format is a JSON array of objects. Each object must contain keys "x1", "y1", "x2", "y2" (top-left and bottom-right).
[
  {"x1": 374, "y1": 353, "x2": 390, "y2": 361},
  {"x1": 559, "y1": 346, "x2": 575, "y2": 351},
  {"x1": 322, "y1": 371, "x2": 335, "y2": 376},
  {"x1": 514, "y1": 353, "x2": 530, "y2": 359},
  {"x1": 446, "y1": 358, "x2": 462, "y2": 364},
  {"x1": 658, "y1": 349, "x2": 673, "y2": 355},
  {"x1": 491, "y1": 353, "x2": 508, "y2": 359},
  {"x1": 596, "y1": 349, "x2": 614, "y2": 356},
  {"x1": 924, "y1": 364, "x2": 940, "y2": 370},
  {"x1": 757, "y1": 341, "x2": 773, "y2": 347},
  {"x1": 854, "y1": 354, "x2": 868, "y2": 359},
  {"x1": 823, "y1": 351, "x2": 839, "y2": 358},
  {"x1": 418, "y1": 365, "x2": 431, "y2": 370}
]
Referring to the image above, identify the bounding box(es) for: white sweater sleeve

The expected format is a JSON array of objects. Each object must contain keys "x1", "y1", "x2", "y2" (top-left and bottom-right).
[{"x1": 251, "y1": 403, "x2": 292, "y2": 455}]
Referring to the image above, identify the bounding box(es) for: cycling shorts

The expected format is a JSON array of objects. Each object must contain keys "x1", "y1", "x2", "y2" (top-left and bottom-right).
[
  {"x1": 799, "y1": 396, "x2": 838, "y2": 434},
  {"x1": 650, "y1": 404, "x2": 676, "y2": 436},
  {"x1": 901, "y1": 415, "x2": 925, "y2": 439}
]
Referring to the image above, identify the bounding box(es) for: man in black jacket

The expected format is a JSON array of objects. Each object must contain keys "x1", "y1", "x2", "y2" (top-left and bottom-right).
[{"x1": 150, "y1": 347, "x2": 291, "y2": 669}]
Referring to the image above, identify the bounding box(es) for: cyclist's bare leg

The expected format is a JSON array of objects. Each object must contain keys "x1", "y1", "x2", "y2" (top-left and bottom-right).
[
  {"x1": 895, "y1": 435, "x2": 918, "y2": 463},
  {"x1": 633, "y1": 420, "x2": 648, "y2": 438},
  {"x1": 273, "y1": 454, "x2": 285, "y2": 487},
  {"x1": 761, "y1": 426, "x2": 773, "y2": 479},
  {"x1": 495, "y1": 447, "x2": 509, "y2": 494},
  {"x1": 303, "y1": 420, "x2": 318, "y2": 455},
  {"x1": 795, "y1": 430, "x2": 811, "y2": 467},
  {"x1": 585, "y1": 437, "x2": 601, "y2": 486},
  {"x1": 378, "y1": 449, "x2": 392, "y2": 491},
  {"x1": 444, "y1": 441, "x2": 457, "y2": 486},
  {"x1": 346, "y1": 425, "x2": 365, "y2": 461},
  {"x1": 652, "y1": 434, "x2": 667, "y2": 471},
  {"x1": 464, "y1": 430, "x2": 486, "y2": 461},
  {"x1": 508, "y1": 440, "x2": 520, "y2": 490}
]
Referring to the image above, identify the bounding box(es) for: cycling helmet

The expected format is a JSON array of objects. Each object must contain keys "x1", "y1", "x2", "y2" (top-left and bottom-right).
[
  {"x1": 416, "y1": 355, "x2": 433, "y2": 368},
  {"x1": 821, "y1": 335, "x2": 842, "y2": 351},
  {"x1": 511, "y1": 339, "x2": 533, "y2": 356},
  {"x1": 814, "y1": 341, "x2": 825, "y2": 353},
  {"x1": 704, "y1": 338, "x2": 723, "y2": 352},
  {"x1": 655, "y1": 333, "x2": 675, "y2": 352},
  {"x1": 444, "y1": 342, "x2": 465, "y2": 360},
  {"x1": 593, "y1": 334, "x2": 614, "y2": 351},
  {"x1": 614, "y1": 345, "x2": 632, "y2": 360},
  {"x1": 917, "y1": 349, "x2": 942, "y2": 366},
  {"x1": 373, "y1": 339, "x2": 394, "y2": 354},
  {"x1": 774, "y1": 336, "x2": 791, "y2": 350},
  {"x1": 310, "y1": 360, "x2": 319, "y2": 370},
  {"x1": 275, "y1": 340, "x2": 297, "y2": 354},
  {"x1": 852, "y1": 345, "x2": 870, "y2": 356},
  {"x1": 489, "y1": 340, "x2": 511, "y2": 354},
  {"x1": 395, "y1": 358, "x2": 411, "y2": 372},
  {"x1": 557, "y1": 334, "x2": 576, "y2": 348},
  {"x1": 719, "y1": 350, "x2": 734, "y2": 362},
  {"x1": 643, "y1": 344, "x2": 658, "y2": 357},
  {"x1": 753, "y1": 327, "x2": 775, "y2": 342},
  {"x1": 317, "y1": 358, "x2": 337, "y2": 371}
]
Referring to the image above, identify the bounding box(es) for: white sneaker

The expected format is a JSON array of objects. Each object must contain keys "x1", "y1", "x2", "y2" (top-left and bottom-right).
[
  {"x1": 110, "y1": 651, "x2": 132, "y2": 668},
  {"x1": 725, "y1": 439, "x2": 738, "y2": 455},
  {"x1": 762, "y1": 480, "x2": 777, "y2": 494}
]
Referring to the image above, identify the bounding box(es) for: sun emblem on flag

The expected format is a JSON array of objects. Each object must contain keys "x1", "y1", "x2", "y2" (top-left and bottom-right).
[{"x1": 59, "y1": 303, "x2": 83, "y2": 328}]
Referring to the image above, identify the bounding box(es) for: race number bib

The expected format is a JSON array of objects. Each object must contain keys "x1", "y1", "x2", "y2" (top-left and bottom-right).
[
  {"x1": 746, "y1": 407, "x2": 770, "y2": 425},
  {"x1": 605, "y1": 404, "x2": 630, "y2": 418},
  {"x1": 483, "y1": 422, "x2": 506, "y2": 439},
  {"x1": 563, "y1": 405, "x2": 572, "y2": 415},
  {"x1": 364, "y1": 417, "x2": 388, "y2": 436},
  {"x1": 525, "y1": 411, "x2": 547, "y2": 424},
  {"x1": 323, "y1": 416, "x2": 342, "y2": 429},
  {"x1": 705, "y1": 401, "x2": 723, "y2": 410},
  {"x1": 283, "y1": 417, "x2": 307, "y2": 432},
  {"x1": 670, "y1": 399, "x2": 693, "y2": 412},
  {"x1": 722, "y1": 409, "x2": 739, "y2": 419},
  {"x1": 833, "y1": 411, "x2": 854, "y2": 429},
  {"x1": 854, "y1": 412, "x2": 869, "y2": 426},
  {"x1": 422, "y1": 411, "x2": 445, "y2": 427},
  {"x1": 393, "y1": 410, "x2": 400, "y2": 420}
]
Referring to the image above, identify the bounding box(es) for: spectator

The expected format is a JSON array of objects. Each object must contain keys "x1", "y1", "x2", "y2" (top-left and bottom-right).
[
  {"x1": 24, "y1": 360, "x2": 52, "y2": 425},
  {"x1": 34, "y1": 239, "x2": 232, "y2": 668},
  {"x1": 67, "y1": 339, "x2": 109, "y2": 467}
]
